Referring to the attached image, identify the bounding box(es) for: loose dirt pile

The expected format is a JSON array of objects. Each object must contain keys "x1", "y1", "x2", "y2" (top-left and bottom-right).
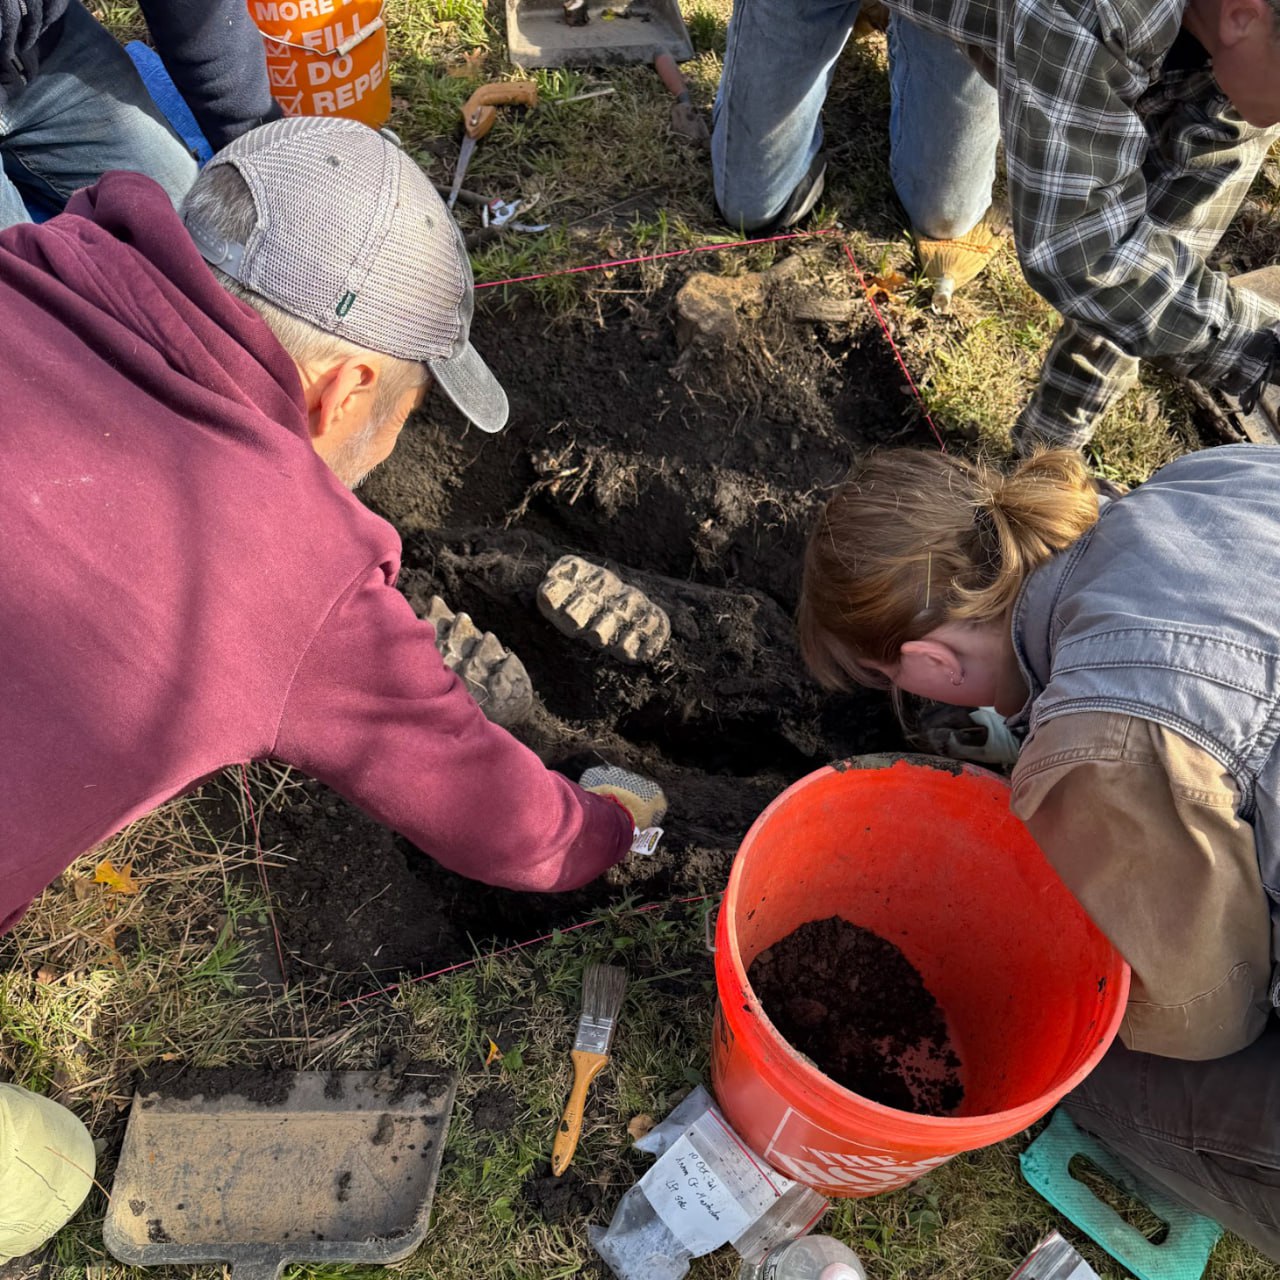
[
  {"x1": 255, "y1": 254, "x2": 916, "y2": 985},
  {"x1": 749, "y1": 915, "x2": 963, "y2": 1114}
]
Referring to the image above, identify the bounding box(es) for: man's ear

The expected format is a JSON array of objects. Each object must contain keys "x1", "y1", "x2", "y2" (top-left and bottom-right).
[
  {"x1": 307, "y1": 357, "x2": 379, "y2": 442},
  {"x1": 1218, "y1": 0, "x2": 1266, "y2": 45}
]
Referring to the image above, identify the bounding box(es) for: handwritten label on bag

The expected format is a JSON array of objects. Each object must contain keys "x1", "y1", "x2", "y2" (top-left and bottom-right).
[{"x1": 638, "y1": 1113, "x2": 796, "y2": 1255}]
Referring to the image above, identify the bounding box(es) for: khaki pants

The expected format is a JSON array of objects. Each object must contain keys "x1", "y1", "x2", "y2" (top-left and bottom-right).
[{"x1": 0, "y1": 1083, "x2": 95, "y2": 1262}]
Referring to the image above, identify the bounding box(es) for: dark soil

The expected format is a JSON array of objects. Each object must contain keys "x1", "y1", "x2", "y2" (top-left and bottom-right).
[
  {"x1": 749, "y1": 916, "x2": 963, "y2": 1115},
  {"x1": 523, "y1": 1163, "x2": 602, "y2": 1223},
  {"x1": 237, "y1": 253, "x2": 914, "y2": 985},
  {"x1": 135, "y1": 1062, "x2": 451, "y2": 1106},
  {"x1": 470, "y1": 1084, "x2": 519, "y2": 1133},
  {"x1": 137, "y1": 1065, "x2": 293, "y2": 1106}
]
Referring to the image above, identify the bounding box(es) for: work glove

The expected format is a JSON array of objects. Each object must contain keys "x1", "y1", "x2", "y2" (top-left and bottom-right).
[
  {"x1": 580, "y1": 765, "x2": 667, "y2": 855},
  {"x1": 914, "y1": 705, "x2": 1022, "y2": 767}
]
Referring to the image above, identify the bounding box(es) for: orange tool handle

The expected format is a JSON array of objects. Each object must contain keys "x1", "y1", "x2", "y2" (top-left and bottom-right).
[
  {"x1": 551, "y1": 1049, "x2": 608, "y2": 1176},
  {"x1": 654, "y1": 53, "x2": 689, "y2": 101},
  {"x1": 461, "y1": 81, "x2": 539, "y2": 140}
]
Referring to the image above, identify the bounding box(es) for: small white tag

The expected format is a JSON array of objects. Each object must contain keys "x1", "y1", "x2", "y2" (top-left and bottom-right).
[
  {"x1": 631, "y1": 825, "x2": 663, "y2": 856},
  {"x1": 639, "y1": 1133, "x2": 753, "y2": 1253},
  {"x1": 637, "y1": 1112, "x2": 798, "y2": 1257}
]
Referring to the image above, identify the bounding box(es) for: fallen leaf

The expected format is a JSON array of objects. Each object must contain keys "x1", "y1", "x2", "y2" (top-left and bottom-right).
[
  {"x1": 627, "y1": 1113, "x2": 655, "y2": 1140},
  {"x1": 160, "y1": 1052, "x2": 182, "y2": 1062},
  {"x1": 94, "y1": 858, "x2": 140, "y2": 895},
  {"x1": 36, "y1": 965, "x2": 61, "y2": 984},
  {"x1": 483, "y1": 1037, "x2": 503, "y2": 1067},
  {"x1": 446, "y1": 49, "x2": 487, "y2": 77},
  {"x1": 865, "y1": 270, "x2": 909, "y2": 304},
  {"x1": 71, "y1": 875, "x2": 94, "y2": 901}
]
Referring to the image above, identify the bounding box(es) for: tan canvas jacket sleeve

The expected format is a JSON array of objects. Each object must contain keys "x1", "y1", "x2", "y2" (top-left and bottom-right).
[{"x1": 1010, "y1": 712, "x2": 1272, "y2": 1061}]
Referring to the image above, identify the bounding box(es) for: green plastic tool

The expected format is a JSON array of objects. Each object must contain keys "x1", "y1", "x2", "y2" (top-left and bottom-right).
[{"x1": 1020, "y1": 1110, "x2": 1222, "y2": 1280}]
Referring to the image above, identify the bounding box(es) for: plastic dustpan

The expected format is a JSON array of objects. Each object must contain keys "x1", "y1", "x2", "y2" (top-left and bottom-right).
[
  {"x1": 1020, "y1": 1110, "x2": 1222, "y2": 1280},
  {"x1": 104, "y1": 1068, "x2": 456, "y2": 1280},
  {"x1": 506, "y1": 0, "x2": 692, "y2": 68}
]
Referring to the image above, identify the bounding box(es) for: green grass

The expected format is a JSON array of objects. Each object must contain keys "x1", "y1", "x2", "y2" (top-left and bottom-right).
[
  {"x1": 5, "y1": 771, "x2": 1277, "y2": 1280},
  {"x1": 15, "y1": 3, "x2": 1280, "y2": 1279}
]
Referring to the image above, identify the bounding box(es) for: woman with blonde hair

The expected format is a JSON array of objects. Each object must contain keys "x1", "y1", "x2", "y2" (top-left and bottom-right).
[{"x1": 799, "y1": 443, "x2": 1280, "y2": 1259}]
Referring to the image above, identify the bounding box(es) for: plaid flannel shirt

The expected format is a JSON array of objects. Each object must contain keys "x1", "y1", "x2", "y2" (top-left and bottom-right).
[{"x1": 887, "y1": 0, "x2": 1280, "y2": 438}]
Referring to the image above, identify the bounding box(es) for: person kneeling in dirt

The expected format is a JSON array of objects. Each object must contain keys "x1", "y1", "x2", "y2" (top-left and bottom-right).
[
  {"x1": 716, "y1": 0, "x2": 1280, "y2": 453},
  {"x1": 797, "y1": 443, "x2": 1280, "y2": 1260},
  {"x1": 0, "y1": 117, "x2": 665, "y2": 1261}
]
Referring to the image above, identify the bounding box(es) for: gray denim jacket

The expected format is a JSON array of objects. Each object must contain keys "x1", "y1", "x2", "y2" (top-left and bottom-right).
[{"x1": 1010, "y1": 445, "x2": 1280, "y2": 997}]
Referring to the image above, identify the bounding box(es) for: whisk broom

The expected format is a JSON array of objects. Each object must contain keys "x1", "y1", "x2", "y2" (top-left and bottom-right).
[{"x1": 915, "y1": 207, "x2": 1003, "y2": 314}]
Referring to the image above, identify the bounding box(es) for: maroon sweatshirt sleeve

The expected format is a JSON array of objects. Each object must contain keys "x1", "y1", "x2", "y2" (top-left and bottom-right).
[{"x1": 272, "y1": 563, "x2": 633, "y2": 891}]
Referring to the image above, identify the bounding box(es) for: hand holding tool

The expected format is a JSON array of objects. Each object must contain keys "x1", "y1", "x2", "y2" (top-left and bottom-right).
[
  {"x1": 552, "y1": 963, "x2": 627, "y2": 1176},
  {"x1": 654, "y1": 53, "x2": 709, "y2": 148},
  {"x1": 579, "y1": 764, "x2": 667, "y2": 854},
  {"x1": 448, "y1": 81, "x2": 539, "y2": 209}
]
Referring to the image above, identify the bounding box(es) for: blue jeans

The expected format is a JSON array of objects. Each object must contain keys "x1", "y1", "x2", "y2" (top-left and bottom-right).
[
  {"x1": 712, "y1": 0, "x2": 1000, "y2": 238},
  {"x1": 0, "y1": 1, "x2": 197, "y2": 229}
]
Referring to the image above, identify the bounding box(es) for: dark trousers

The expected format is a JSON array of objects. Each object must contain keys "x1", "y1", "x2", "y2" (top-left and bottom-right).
[{"x1": 1065, "y1": 1021, "x2": 1280, "y2": 1262}]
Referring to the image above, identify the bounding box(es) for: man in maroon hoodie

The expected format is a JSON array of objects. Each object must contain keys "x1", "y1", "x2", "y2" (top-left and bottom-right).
[{"x1": 1, "y1": 117, "x2": 667, "y2": 1256}]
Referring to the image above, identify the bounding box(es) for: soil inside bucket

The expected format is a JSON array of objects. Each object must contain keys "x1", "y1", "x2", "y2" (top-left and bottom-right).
[{"x1": 749, "y1": 916, "x2": 963, "y2": 1115}]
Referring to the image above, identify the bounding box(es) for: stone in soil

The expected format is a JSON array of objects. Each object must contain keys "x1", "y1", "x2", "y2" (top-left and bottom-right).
[
  {"x1": 417, "y1": 593, "x2": 533, "y2": 728},
  {"x1": 537, "y1": 554, "x2": 671, "y2": 664},
  {"x1": 749, "y1": 915, "x2": 963, "y2": 1115}
]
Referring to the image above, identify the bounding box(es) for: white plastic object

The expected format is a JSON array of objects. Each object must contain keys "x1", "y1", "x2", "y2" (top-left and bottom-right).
[
  {"x1": 739, "y1": 1234, "x2": 866, "y2": 1280},
  {"x1": 630, "y1": 825, "x2": 663, "y2": 856}
]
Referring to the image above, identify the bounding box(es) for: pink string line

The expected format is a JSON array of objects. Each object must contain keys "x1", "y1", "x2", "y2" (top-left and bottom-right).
[
  {"x1": 474, "y1": 228, "x2": 842, "y2": 290},
  {"x1": 839, "y1": 242, "x2": 945, "y2": 452},
  {"x1": 328, "y1": 231, "x2": 948, "y2": 1008},
  {"x1": 339, "y1": 892, "x2": 714, "y2": 1007},
  {"x1": 475, "y1": 228, "x2": 945, "y2": 449}
]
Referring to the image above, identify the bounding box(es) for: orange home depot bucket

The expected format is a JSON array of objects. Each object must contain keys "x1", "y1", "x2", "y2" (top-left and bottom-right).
[
  {"x1": 711, "y1": 754, "x2": 1130, "y2": 1199},
  {"x1": 248, "y1": 0, "x2": 391, "y2": 129}
]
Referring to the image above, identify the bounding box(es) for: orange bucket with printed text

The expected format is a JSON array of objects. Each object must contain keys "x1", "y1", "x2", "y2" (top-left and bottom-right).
[
  {"x1": 711, "y1": 754, "x2": 1130, "y2": 1198},
  {"x1": 248, "y1": 0, "x2": 390, "y2": 129}
]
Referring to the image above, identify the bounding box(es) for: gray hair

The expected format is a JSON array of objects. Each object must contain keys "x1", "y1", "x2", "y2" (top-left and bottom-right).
[{"x1": 180, "y1": 164, "x2": 429, "y2": 422}]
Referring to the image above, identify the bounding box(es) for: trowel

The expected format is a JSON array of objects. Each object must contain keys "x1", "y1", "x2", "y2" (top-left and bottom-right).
[{"x1": 104, "y1": 1068, "x2": 457, "y2": 1280}]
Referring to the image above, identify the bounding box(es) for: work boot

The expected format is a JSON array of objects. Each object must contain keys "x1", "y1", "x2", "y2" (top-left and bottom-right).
[
  {"x1": 537, "y1": 555, "x2": 671, "y2": 665},
  {"x1": 720, "y1": 150, "x2": 827, "y2": 237},
  {"x1": 421, "y1": 595, "x2": 534, "y2": 729}
]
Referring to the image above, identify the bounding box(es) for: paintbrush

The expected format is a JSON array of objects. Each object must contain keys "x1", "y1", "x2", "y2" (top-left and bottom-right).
[{"x1": 551, "y1": 963, "x2": 627, "y2": 1176}]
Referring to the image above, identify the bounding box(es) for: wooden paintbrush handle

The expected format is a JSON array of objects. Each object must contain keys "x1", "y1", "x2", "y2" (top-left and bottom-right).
[{"x1": 552, "y1": 1049, "x2": 609, "y2": 1176}]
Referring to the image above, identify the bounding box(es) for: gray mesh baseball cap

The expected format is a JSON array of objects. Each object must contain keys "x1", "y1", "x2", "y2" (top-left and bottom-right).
[{"x1": 182, "y1": 116, "x2": 508, "y2": 433}]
